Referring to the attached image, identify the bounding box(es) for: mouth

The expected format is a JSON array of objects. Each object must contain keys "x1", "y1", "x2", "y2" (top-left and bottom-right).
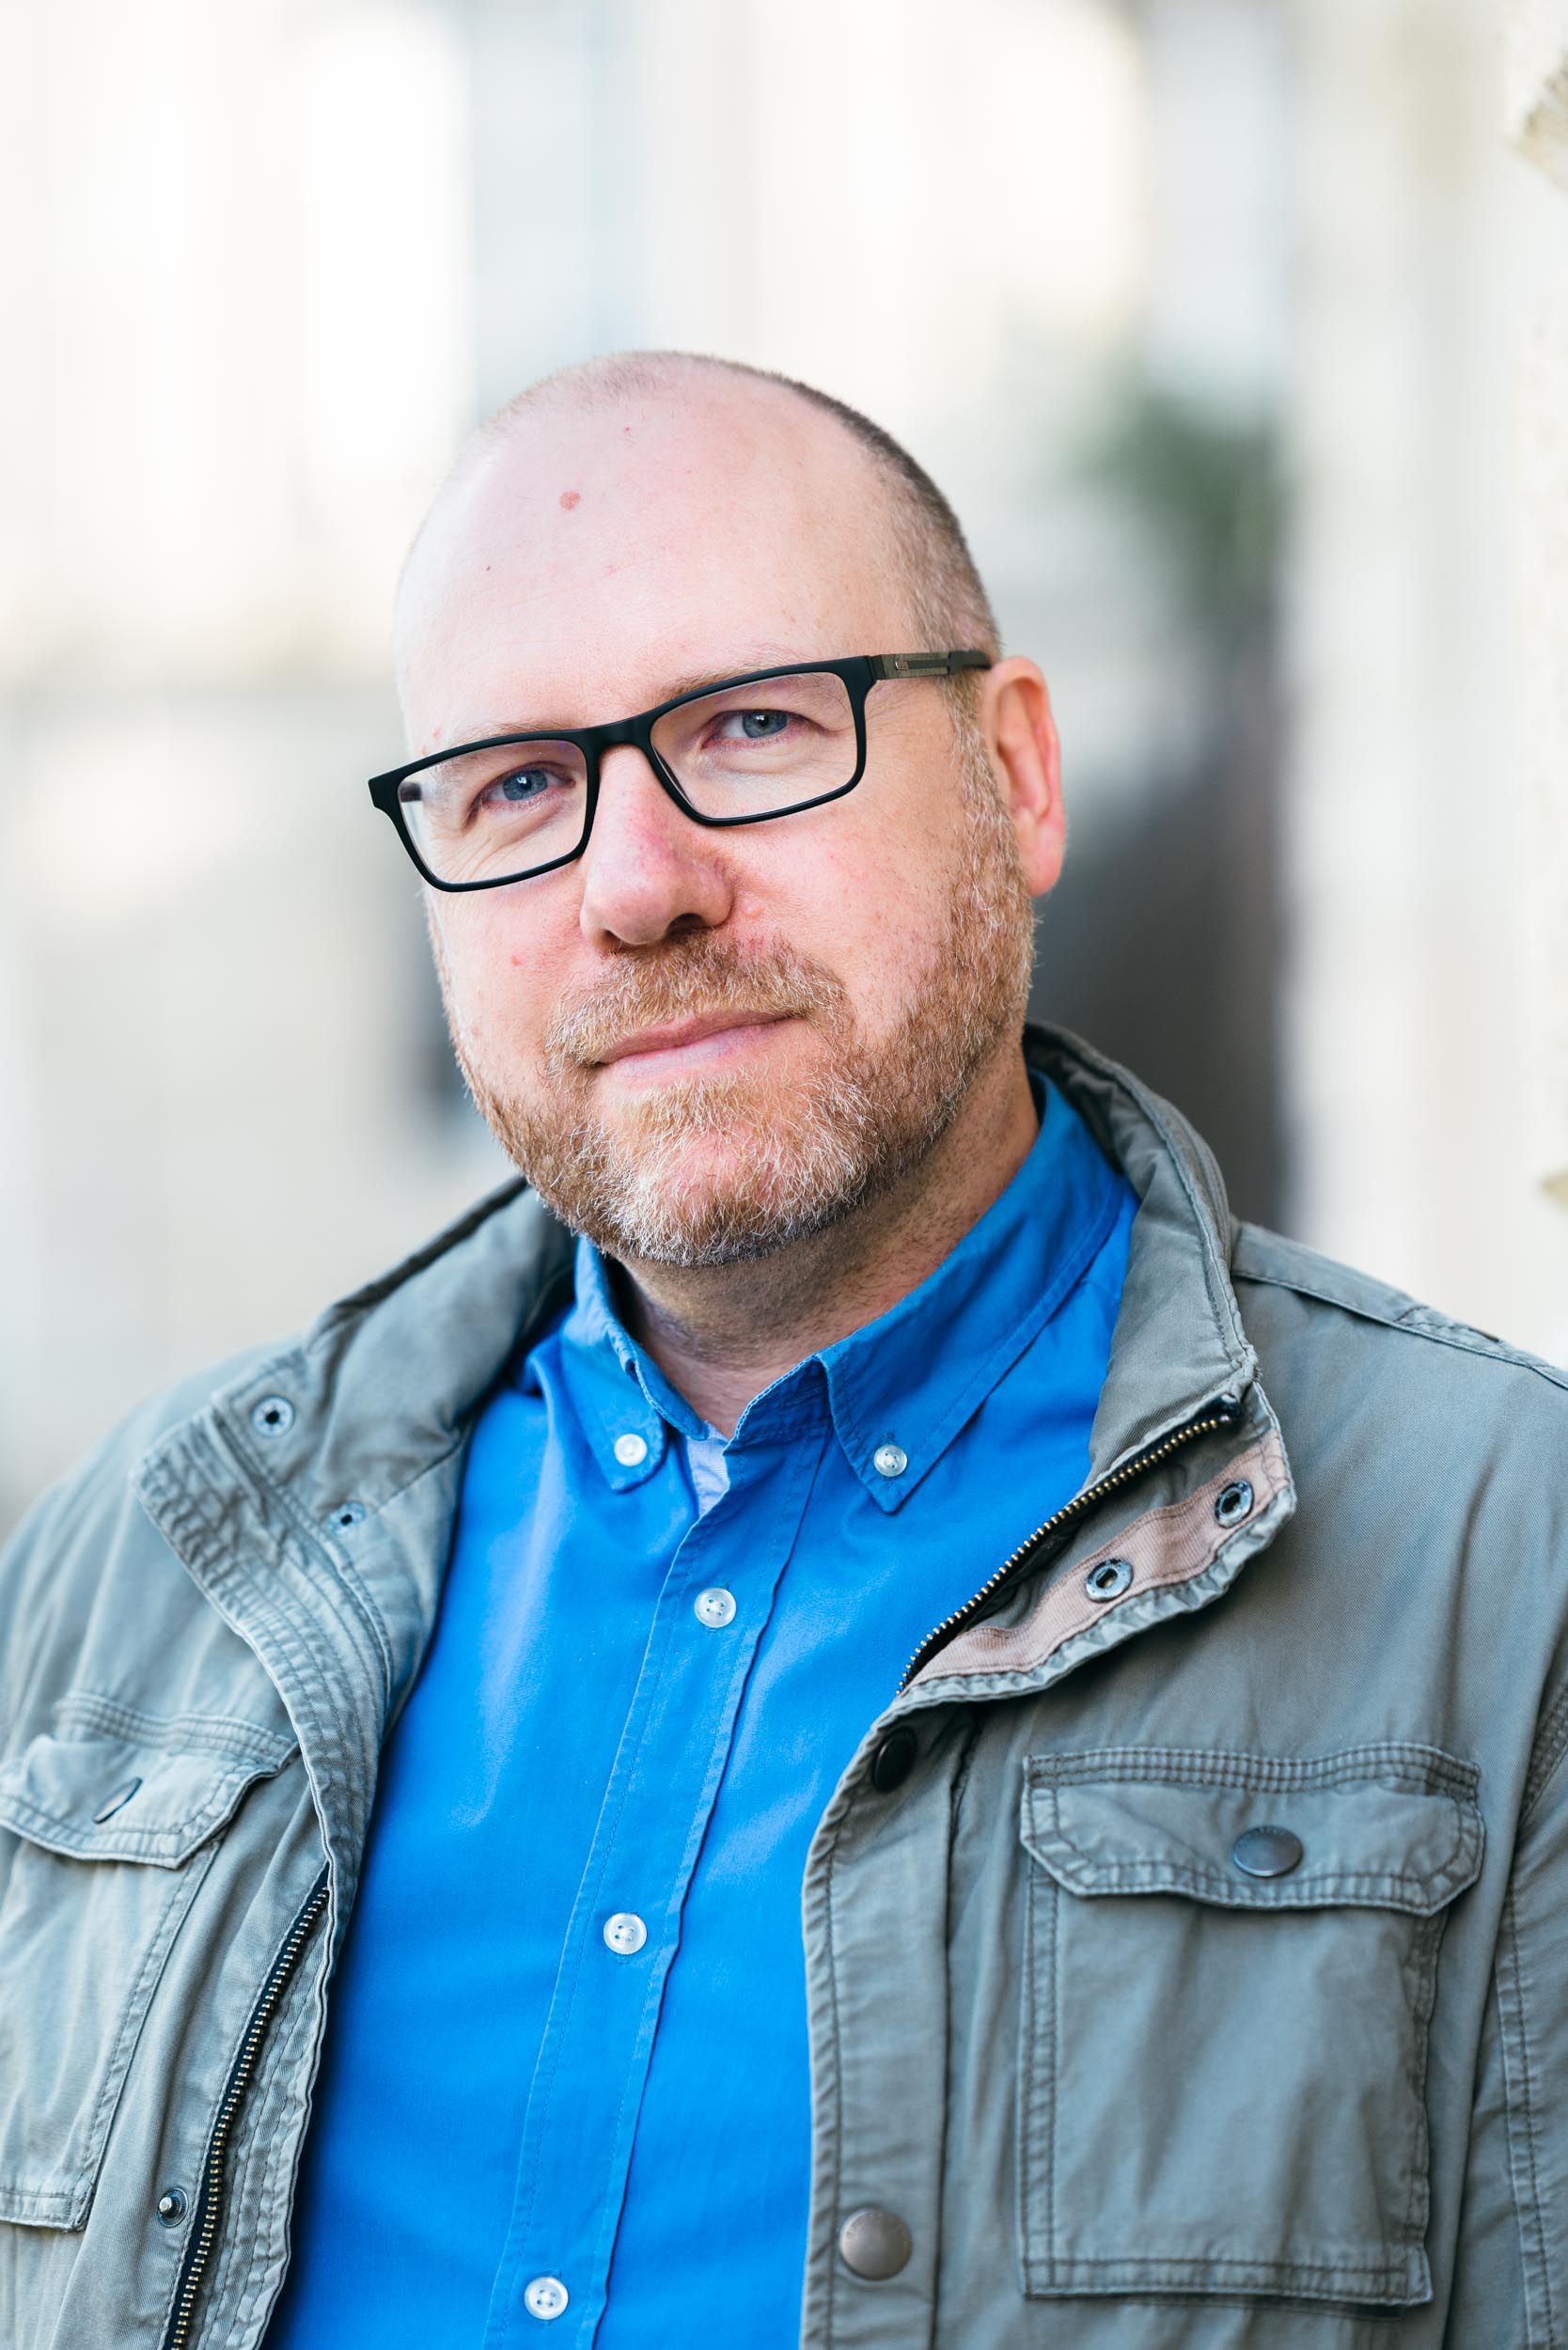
[{"x1": 593, "y1": 1010, "x2": 794, "y2": 1079}]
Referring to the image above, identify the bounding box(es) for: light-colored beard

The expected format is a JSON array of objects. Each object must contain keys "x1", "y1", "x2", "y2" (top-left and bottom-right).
[{"x1": 443, "y1": 743, "x2": 1035, "y2": 1267}]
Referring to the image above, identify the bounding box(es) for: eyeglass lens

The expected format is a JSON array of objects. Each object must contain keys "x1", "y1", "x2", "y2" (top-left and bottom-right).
[{"x1": 398, "y1": 668, "x2": 858, "y2": 885}]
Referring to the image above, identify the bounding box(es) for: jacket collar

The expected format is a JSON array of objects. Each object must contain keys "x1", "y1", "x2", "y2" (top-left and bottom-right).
[
  {"x1": 1022, "y1": 1026, "x2": 1260, "y2": 1476},
  {"x1": 133, "y1": 1184, "x2": 572, "y2": 1917},
  {"x1": 893, "y1": 1026, "x2": 1290, "y2": 1703}
]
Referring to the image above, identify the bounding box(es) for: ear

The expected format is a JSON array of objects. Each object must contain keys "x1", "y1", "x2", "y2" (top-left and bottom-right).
[{"x1": 980, "y1": 658, "x2": 1066, "y2": 898}]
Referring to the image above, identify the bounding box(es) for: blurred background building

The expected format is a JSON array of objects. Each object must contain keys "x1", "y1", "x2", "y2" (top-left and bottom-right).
[{"x1": 1, "y1": 0, "x2": 1565, "y2": 1530}]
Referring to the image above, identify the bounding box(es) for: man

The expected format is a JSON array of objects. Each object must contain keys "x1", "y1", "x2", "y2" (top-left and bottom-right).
[{"x1": 1, "y1": 352, "x2": 1564, "y2": 2350}]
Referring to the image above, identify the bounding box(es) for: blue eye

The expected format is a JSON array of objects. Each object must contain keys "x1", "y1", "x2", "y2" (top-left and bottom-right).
[
  {"x1": 492, "y1": 766, "x2": 557, "y2": 802},
  {"x1": 713, "y1": 708, "x2": 792, "y2": 743}
]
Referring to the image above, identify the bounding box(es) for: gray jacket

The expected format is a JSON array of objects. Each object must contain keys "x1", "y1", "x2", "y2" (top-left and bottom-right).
[{"x1": 4, "y1": 1028, "x2": 1568, "y2": 2349}]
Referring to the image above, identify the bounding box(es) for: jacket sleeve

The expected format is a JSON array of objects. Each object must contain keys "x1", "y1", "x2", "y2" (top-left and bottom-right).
[{"x1": 1448, "y1": 1690, "x2": 1568, "y2": 2347}]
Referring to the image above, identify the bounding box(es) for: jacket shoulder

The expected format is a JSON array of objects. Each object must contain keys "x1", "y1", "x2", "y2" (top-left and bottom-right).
[
  {"x1": 9, "y1": 1175, "x2": 539, "y2": 1551},
  {"x1": 1231, "y1": 1219, "x2": 1568, "y2": 1405},
  {"x1": 8, "y1": 1337, "x2": 288, "y2": 1551},
  {"x1": 0, "y1": 1175, "x2": 551, "y2": 1743}
]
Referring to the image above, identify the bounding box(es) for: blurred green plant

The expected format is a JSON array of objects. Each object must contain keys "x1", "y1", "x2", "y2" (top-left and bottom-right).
[{"x1": 1079, "y1": 376, "x2": 1281, "y2": 647}]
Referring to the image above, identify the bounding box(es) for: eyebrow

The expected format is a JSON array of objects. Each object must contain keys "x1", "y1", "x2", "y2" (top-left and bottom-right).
[{"x1": 478, "y1": 645, "x2": 817, "y2": 738}]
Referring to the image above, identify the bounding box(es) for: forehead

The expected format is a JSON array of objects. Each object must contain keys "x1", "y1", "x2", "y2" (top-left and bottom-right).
[{"x1": 396, "y1": 386, "x2": 914, "y2": 743}]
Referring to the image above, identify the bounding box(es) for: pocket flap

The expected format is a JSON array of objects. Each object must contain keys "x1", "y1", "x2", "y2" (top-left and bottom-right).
[
  {"x1": 1022, "y1": 1748, "x2": 1483, "y2": 1915},
  {"x1": 0, "y1": 1727, "x2": 295, "y2": 1869}
]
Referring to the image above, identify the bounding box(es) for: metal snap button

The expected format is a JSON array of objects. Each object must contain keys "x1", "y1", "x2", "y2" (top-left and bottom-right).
[
  {"x1": 613, "y1": 1432, "x2": 649, "y2": 1467},
  {"x1": 870, "y1": 1728, "x2": 918, "y2": 1794},
  {"x1": 694, "y1": 1588, "x2": 737, "y2": 1629},
  {"x1": 524, "y1": 2275, "x2": 569, "y2": 2320},
  {"x1": 1084, "y1": 1557, "x2": 1134, "y2": 1603},
  {"x1": 839, "y1": 2204, "x2": 913, "y2": 2280},
  {"x1": 156, "y1": 2186, "x2": 188, "y2": 2226},
  {"x1": 1215, "y1": 1478, "x2": 1254, "y2": 1528},
  {"x1": 94, "y1": 1778, "x2": 142, "y2": 1824},
  {"x1": 872, "y1": 1443, "x2": 908, "y2": 1479},
  {"x1": 603, "y1": 1912, "x2": 648, "y2": 1956},
  {"x1": 1231, "y1": 1825, "x2": 1304, "y2": 1878},
  {"x1": 251, "y1": 1395, "x2": 294, "y2": 1436}
]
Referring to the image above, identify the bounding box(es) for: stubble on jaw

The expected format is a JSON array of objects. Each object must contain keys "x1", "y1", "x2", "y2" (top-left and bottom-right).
[{"x1": 433, "y1": 734, "x2": 1036, "y2": 1270}]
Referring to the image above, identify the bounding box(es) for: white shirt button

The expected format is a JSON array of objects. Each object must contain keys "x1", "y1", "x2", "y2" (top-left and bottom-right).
[
  {"x1": 873, "y1": 1443, "x2": 908, "y2": 1479},
  {"x1": 604, "y1": 1911, "x2": 648, "y2": 1955},
  {"x1": 524, "y1": 2275, "x2": 570, "y2": 2321},
  {"x1": 694, "y1": 1587, "x2": 737, "y2": 1629},
  {"x1": 613, "y1": 1432, "x2": 649, "y2": 1467}
]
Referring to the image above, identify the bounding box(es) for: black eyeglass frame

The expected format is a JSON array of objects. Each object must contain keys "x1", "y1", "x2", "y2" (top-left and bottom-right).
[{"x1": 367, "y1": 650, "x2": 993, "y2": 892}]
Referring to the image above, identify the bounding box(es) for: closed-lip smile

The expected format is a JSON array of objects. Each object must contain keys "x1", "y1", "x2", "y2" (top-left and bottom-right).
[{"x1": 596, "y1": 1011, "x2": 791, "y2": 1069}]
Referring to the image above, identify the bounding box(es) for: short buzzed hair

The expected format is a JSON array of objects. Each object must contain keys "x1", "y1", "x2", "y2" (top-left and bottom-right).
[{"x1": 467, "y1": 350, "x2": 1001, "y2": 664}]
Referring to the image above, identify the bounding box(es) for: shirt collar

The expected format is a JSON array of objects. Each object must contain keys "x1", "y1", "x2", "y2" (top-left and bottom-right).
[
  {"x1": 817, "y1": 1073, "x2": 1121, "y2": 1510},
  {"x1": 527, "y1": 1074, "x2": 1121, "y2": 1509},
  {"x1": 538, "y1": 1241, "x2": 686, "y2": 1494}
]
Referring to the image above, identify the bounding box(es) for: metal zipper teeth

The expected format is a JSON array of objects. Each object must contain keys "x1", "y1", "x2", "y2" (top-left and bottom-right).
[
  {"x1": 164, "y1": 1874, "x2": 330, "y2": 2350},
  {"x1": 898, "y1": 1393, "x2": 1243, "y2": 1693}
]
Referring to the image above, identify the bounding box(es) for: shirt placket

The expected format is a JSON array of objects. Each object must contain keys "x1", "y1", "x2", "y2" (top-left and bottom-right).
[{"x1": 483, "y1": 1420, "x2": 826, "y2": 2348}]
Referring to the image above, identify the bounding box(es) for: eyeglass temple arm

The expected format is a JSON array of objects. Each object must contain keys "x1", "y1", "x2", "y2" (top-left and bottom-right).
[{"x1": 869, "y1": 651, "x2": 993, "y2": 680}]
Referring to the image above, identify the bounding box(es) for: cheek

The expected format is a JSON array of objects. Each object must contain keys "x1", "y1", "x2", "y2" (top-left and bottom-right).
[
  {"x1": 431, "y1": 900, "x2": 561, "y2": 1062},
  {"x1": 738, "y1": 815, "x2": 949, "y2": 1018}
]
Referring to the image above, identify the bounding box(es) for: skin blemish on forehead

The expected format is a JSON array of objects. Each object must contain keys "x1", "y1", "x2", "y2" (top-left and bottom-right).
[{"x1": 559, "y1": 490, "x2": 581, "y2": 509}]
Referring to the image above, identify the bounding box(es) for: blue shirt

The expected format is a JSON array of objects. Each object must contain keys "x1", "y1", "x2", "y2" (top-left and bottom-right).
[{"x1": 263, "y1": 1077, "x2": 1136, "y2": 2350}]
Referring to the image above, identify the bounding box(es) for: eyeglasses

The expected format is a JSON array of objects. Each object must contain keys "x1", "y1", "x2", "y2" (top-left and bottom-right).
[{"x1": 368, "y1": 650, "x2": 992, "y2": 892}]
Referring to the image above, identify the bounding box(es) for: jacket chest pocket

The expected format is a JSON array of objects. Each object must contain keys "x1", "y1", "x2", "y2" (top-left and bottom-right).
[
  {"x1": 0, "y1": 1719, "x2": 293, "y2": 2229},
  {"x1": 1018, "y1": 1746, "x2": 1483, "y2": 2311}
]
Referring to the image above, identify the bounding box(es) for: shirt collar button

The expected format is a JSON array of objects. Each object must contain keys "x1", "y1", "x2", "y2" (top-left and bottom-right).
[{"x1": 613, "y1": 1432, "x2": 649, "y2": 1468}]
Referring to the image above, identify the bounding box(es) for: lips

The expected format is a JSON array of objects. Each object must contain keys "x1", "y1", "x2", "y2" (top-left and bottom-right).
[{"x1": 595, "y1": 1011, "x2": 791, "y2": 1068}]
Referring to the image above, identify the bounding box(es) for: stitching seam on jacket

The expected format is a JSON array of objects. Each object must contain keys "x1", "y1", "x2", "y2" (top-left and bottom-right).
[
  {"x1": 818, "y1": 1796, "x2": 851, "y2": 2343},
  {"x1": 1398, "y1": 1908, "x2": 1447, "y2": 2256},
  {"x1": 1231, "y1": 1252, "x2": 1568, "y2": 1395},
  {"x1": 1522, "y1": 1684, "x2": 1568, "y2": 1821},
  {"x1": 218, "y1": 1944, "x2": 325, "y2": 2350},
  {"x1": 50, "y1": 1692, "x2": 294, "y2": 1766},
  {"x1": 1025, "y1": 1743, "x2": 1480, "y2": 1795},
  {"x1": 1494, "y1": 1889, "x2": 1560, "y2": 2348}
]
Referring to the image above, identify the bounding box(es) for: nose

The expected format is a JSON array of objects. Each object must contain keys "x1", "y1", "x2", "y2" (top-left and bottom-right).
[{"x1": 576, "y1": 744, "x2": 737, "y2": 949}]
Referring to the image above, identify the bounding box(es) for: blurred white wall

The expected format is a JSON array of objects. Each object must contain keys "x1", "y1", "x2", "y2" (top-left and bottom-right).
[
  {"x1": 1505, "y1": 0, "x2": 1568, "y2": 1205},
  {"x1": 0, "y1": 0, "x2": 495, "y2": 1514},
  {"x1": 1283, "y1": 0, "x2": 1568, "y2": 1354},
  {"x1": 0, "y1": 0, "x2": 1561, "y2": 1530}
]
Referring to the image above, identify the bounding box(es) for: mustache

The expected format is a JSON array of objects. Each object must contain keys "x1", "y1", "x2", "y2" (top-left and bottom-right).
[{"x1": 543, "y1": 934, "x2": 849, "y2": 1073}]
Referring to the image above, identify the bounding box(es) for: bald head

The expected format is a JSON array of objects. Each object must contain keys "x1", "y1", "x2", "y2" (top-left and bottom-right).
[{"x1": 393, "y1": 352, "x2": 997, "y2": 741}]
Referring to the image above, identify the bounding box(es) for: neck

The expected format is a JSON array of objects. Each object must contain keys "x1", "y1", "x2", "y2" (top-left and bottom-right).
[{"x1": 614, "y1": 1042, "x2": 1040, "y2": 1436}]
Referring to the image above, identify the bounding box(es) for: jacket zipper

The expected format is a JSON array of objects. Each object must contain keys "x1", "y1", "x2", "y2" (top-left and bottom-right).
[
  {"x1": 163, "y1": 1873, "x2": 330, "y2": 2350},
  {"x1": 898, "y1": 1391, "x2": 1244, "y2": 1691}
]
